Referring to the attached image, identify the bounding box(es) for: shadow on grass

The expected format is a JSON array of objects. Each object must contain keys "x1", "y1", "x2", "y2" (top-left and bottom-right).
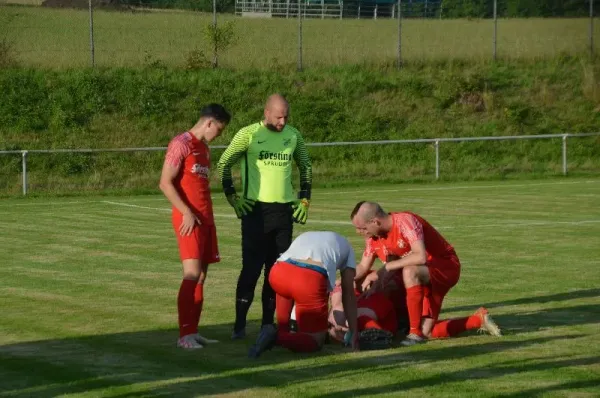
[
  {"x1": 0, "y1": 326, "x2": 586, "y2": 397},
  {"x1": 493, "y1": 303, "x2": 600, "y2": 334},
  {"x1": 319, "y1": 355, "x2": 600, "y2": 398},
  {"x1": 446, "y1": 288, "x2": 600, "y2": 313}
]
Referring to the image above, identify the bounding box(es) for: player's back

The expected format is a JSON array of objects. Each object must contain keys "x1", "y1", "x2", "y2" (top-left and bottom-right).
[
  {"x1": 278, "y1": 231, "x2": 356, "y2": 289},
  {"x1": 406, "y1": 211, "x2": 455, "y2": 258}
]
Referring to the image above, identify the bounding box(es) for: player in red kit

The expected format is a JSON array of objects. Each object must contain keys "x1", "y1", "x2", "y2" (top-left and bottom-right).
[
  {"x1": 351, "y1": 201, "x2": 502, "y2": 346},
  {"x1": 328, "y1": 285, "x2": 397, "y2": 350},
  {"x1": 159, "y1": 104, "x2": 231, "y2": 349}
]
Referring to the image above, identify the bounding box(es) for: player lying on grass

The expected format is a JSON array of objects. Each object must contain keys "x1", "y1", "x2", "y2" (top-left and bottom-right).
[
  {"x1": 248, "y1": 231, "x2": 359, "y2": 357},
  {"x1": 328, "y1": 285, "x2": 397, "y2": 350},
  {"x1": 159, "y1": 104, "x2": 231, "y2": 349},
  {"x1": 351, "y1": 201, "x2": 502, "y2": 346}
]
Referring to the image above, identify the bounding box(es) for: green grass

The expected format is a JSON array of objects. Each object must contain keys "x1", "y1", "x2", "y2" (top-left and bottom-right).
[
  {"x1": 1, "y1": 5, "x2": 599, "y2": 68},
  {"x1": 1, "y1": 177, "x2": 600, "y2": 396}
]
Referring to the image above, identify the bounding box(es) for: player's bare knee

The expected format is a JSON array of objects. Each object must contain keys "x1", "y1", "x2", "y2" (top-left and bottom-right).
[
  {"x1": 421, "y1": 317, "x2": 434, "y2": 337},
  {"x1": 182, "y1": 259, "x2": 202, "y2": 280},
  {"x1": 402, "y1": 266, "x2": 421, "y2": 286}
]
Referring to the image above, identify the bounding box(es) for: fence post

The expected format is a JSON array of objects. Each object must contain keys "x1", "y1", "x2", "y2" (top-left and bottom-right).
[
  {"x1": 297, "y1": 0, "x2": 303, "y2": 71},
  {"x1": 562, "y1": 134, "x2": 568, "y2": 176},
  {"x1": 591, "y1": 0, "x2": 595, "y2": 57},
  {"x1": 21, "y1": 151, "x2": 28, "y2": 196},
  {"x1": 396, "y1": 0, "x2": 402, "y2": 69},
  {"x1": 435, "y1": 140, "x2": 440, "y2": 180},
  {"x1": 212, "y1": 0, "x2": 218, "y2": 68},
  {"x1": 88, "y1": 0, "x2": 95, "y2": 67},
  {"x1": 493, "y1": 0, "x2": 497, "y2": 61}
]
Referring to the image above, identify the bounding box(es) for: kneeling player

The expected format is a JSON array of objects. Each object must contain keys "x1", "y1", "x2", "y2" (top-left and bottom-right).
[
  {"x1": 351, "y1": 201, "x2": 502, "y2": 346},
  {"x1": 248, "y1": 231, "x2": 359, "y2": 357}
]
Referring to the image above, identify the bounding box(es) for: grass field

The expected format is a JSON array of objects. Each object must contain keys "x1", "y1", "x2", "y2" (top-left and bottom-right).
[
  {"x1": 0, "y1": 5, "x2": 599, "y2": 68},
  {"x1": 1, "y1": 177, "x2": 600, "y2": 396}
]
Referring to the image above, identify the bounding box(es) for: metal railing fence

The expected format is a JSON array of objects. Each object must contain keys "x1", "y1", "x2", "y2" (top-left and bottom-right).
[{"x1": 1, "y1": 132, "x2": 599, "y2": 195}]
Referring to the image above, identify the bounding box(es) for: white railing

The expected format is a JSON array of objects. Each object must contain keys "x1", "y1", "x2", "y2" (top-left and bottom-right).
[
  {"x1": 1, "y1": 132, "x2": 599, "y2": 195},
  {"x1": 235, "y1": 0, "x2": 442, "y2": 19}
]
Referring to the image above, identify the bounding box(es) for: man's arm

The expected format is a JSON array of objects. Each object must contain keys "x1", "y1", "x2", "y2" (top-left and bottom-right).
[
  {"x1": 340, "y1": 267, "x2": 359, "y2": 350},
  {"x1": 158, "y1": 157, "x2": 198, "y2": 236},
  {"x1": 383, "y1": 240, "x2": 428, "y2": 271},
  {"x1": 217, "y1": 128, "x2": 251, "y2": 194},
  {"x1": 354, "y1": 252, "x2": 376, "y2": 281},
  {"x1": 292, "y1": 131, "x2": 312, "y2": 199}
]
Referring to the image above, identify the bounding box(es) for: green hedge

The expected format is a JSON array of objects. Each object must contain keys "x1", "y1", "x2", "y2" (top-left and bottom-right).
[{"x1": 1, "y1": 57, "x2": 600, "y2": 195}]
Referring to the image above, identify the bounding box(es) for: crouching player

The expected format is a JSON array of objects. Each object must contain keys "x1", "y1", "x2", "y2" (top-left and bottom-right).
[
  {"x1": 248, "y1": 231, "x2": 359, "y2": 357},
  {"x1": 159, "y1": 104, "x2": 231, "y2": 349},
  {"x1": 351, "y1": 201, "x2": 502, "y2": 346}
]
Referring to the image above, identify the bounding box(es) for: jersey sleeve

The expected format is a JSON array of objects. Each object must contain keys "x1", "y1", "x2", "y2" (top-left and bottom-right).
[
  {"x1": 363, "y1": 238, "x2": 376, "y2": 258},
  {"x1": 396, "y1": 213, "x2": 425, "y2": 244},
  {"x1": 217, "y1": 126, "x2": 253, "y2": 190},
  {"x1": 292, "y1": 130, "x2": 313, "y2": 198},
  {"x1": 165, "y1": 136, "x2": 190, "y2": 169}
]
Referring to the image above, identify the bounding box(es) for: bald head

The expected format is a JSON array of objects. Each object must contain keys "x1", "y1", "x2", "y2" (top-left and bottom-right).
[
  {"x1": 350, "y1": 201, "x2": 389, "y2": 238},
  {"x1": 351, "y1": 201, "x2": 386, "y2": 222},
  {"x1": 264, "y1": 93, "x2": 289, "y2": 132},
  {"x1": 265, "y1": 93, "x2": 288, "y2": 111}
]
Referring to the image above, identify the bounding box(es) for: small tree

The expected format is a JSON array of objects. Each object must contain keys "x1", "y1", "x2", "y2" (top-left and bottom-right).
[{"x1": 204, "y1": 20, "x2": 237, "y2": 69}]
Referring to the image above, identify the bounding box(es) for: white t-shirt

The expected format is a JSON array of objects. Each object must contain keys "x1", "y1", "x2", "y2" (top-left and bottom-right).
[{"x1": 278, "y1": 231, "x2": 356, "y2": 290}]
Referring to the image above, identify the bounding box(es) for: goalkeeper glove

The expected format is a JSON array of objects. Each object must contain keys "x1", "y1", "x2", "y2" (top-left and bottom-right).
[
  {"x1": 292, "y1": 198, "x2": 310, "y2": 224},
  {"x1": 226, "y1": 194, "x2": 255, "y2": 218},
  {"x1": 223, "y1": 180, "x2": 255, "y2": 218}
]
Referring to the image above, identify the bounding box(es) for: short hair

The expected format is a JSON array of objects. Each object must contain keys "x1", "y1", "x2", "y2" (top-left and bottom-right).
[
  {"x1": 350, "y1": 201, "x2": 386, "y2": 221},
  {"x1": 350, "y1": 201, "x2": 367, "y2": 220},
  {"x1": 200, "y1": 103, "x2": 231, "y2": 124}
]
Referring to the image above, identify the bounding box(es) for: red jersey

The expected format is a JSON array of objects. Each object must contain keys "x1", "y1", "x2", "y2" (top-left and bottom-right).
[
  {"x1": 165, "y1": 132, "x2": 214, "y2": 225},
  {"x1": 364, "y1": 212, "x2": 455, "y2": 264}
]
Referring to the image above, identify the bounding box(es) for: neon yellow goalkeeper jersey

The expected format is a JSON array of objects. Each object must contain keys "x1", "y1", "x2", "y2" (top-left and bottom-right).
[{"x1": 217, "y1": 122, "x2": 312, "y2": 203}]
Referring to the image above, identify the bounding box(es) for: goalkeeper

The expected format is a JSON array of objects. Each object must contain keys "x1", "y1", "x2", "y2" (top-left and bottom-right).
[{"x1": 217, "y1": 93, "x2": 313, "y2": 340}]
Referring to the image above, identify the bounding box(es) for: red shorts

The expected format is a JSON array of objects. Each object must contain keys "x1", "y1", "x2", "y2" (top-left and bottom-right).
[
  {"x1": 171, "y1": 211, "x2": 220, "y2": 263},
  {"x1": 358, "y1": 292, "x2": 398, "y2": 334},
  {"x1": 269, "y1": 261, "x2": 329, "y2": 333},
  {"x1": 422, "y1": 254, "x2": 461, "y2": 321}
]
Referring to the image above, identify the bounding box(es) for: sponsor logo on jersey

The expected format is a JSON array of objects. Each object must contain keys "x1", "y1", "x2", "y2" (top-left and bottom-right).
[
  {"x1": 258, "y1": 150, "x2": 292, "y2": 166},
  {"x1": 191, "y1": 164, "x2": 210, "y2": 178}
]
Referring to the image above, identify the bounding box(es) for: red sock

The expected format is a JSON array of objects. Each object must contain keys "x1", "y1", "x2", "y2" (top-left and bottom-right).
[
  {"x1": 406, "y1": 285, "x2": 424, "y2": 336},
  {"x1": 178, "y1": 279, "x2": 197, "y2": 337},
  {"x1": 358, "y1": 315, "x2": 382, "y2": 330},
  {"x1": 431, "y1": 316, "x2": 481, "y2": 338},
  {"x1": 192, "y1": 283, "x2": 204, "y2": 329},
  {"x1": 277, "y1": 331, "x2": 320, "y2": 353}
]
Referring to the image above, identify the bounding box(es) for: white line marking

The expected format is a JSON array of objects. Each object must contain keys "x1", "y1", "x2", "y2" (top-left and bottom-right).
[
  {"x1": 1, "y1": 179, "x2": 597, "y2": 208},
  {"x1": 101, "y1": 201, "x2": 169, "y2": 212},
  {"x1": 100, "y1": 201, "x2": 600, "y2": 229},
  {"x1": 437, "y1": 219, "x2": 600, "y2": 230},
  {"x1": 102, "y1": 201, "x2": 353, "y2": 224},
  {"x1": 317, "y1": 180, "x2": 599, "y2": 195},
  {"x1": 7, "y1": 200, "x2": 94, "y2": 207}
]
